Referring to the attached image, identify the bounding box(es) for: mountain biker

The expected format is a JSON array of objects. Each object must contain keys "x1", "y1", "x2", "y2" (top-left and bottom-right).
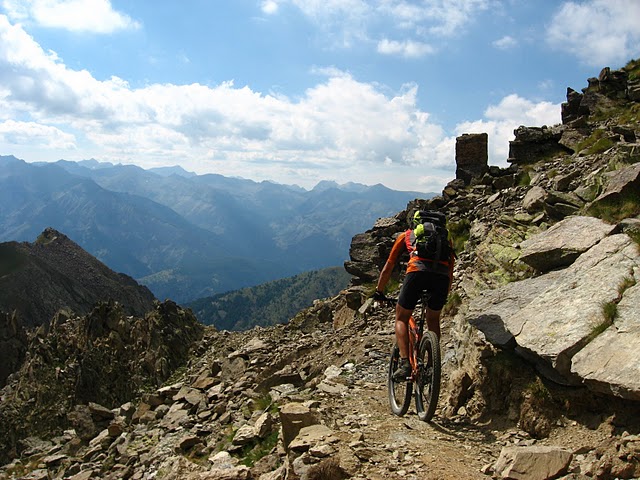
[{"x1": 373, "y1": 210, "x2": 455, "y2": 381}]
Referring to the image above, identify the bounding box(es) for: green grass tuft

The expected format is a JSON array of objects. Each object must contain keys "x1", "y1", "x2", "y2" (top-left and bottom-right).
[
  {"x1": 448, "y1": 218, "x2": 471, "y2": 254},
  {"x1": 601, "y1": 301, "x2": 617, "y2": 324},
  {"x1": 587, "y1": 189, "x2": 640, "y2": 223},
  {"x1": 238, "y1": 430, "x2": 280, "y2": 467}
]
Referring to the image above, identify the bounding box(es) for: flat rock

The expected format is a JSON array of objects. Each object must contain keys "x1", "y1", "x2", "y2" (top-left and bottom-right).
[
  {"x1": 494, "y1": 445, "x2": 572, "y2": 480},
  {"x1": 288, "y1": 424, "x2": 336, "y2": 453},
  {"x1": 519, "y1": 216, "x2": 616, "y2": 272}
]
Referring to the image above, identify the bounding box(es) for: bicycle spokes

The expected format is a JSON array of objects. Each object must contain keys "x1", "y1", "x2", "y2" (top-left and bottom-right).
[{"x1": 388, "y1": 344, "x2": 412, "y2": 416}]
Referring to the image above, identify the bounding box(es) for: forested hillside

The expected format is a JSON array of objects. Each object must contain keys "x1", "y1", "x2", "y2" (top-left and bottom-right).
[{"x1": 187, "y1": 266, "x2": 352, "y2": 330}]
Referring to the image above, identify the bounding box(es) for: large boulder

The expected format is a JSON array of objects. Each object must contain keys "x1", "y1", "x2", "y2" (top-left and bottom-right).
[
  {"x1": 468, "y1": 232, "x2": 640, "y2": 394},
  {"x1": 588, "y1": 162, "x2": 640, "y2": 217},
  {"x1": 508, "y1": 126, "x2": 569, "y2": 165},
  {"x1": 455, "y1": 133, "x2": 488, "y2": 185}
]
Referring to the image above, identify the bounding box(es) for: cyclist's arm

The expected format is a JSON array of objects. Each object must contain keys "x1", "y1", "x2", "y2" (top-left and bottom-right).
[{"x1": 376, "y1": 232, "x2": 406, "y2": 294}]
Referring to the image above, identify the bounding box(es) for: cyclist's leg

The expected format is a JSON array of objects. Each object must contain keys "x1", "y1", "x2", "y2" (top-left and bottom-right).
[
  {"x1": 425, "y1": 272, "x2": 449, "y2": 339},
  {"x1": 395, "y1": 303, "x2": 412, "y2": 358},
  {"x1": 397, "y1": 272, "x2": 422, "y2": 358}
]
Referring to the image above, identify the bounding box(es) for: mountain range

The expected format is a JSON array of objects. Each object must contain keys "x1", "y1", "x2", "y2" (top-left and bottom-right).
[{"x1": 0, "y1": 155, "x2": 431, "y2": 302}]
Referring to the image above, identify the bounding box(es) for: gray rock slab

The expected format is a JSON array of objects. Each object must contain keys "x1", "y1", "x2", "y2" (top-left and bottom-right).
[
  {"x1": 571, "y1": 282, "x2": 640, "y2": 400},
  {"x1": 467, "y1": 271, "x2": 562, "y2": 348},
  {"x1": 511, "y1": 234, "x2": 638, "y2": 376},
  {"x1": 468, "y1": 233, "x2": 640, "y2": 394}
]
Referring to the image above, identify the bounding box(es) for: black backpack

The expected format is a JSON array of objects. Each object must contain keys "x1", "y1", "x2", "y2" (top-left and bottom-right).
[{"x1": 409, "y1": 210, "x2": 451, "y2": 263}]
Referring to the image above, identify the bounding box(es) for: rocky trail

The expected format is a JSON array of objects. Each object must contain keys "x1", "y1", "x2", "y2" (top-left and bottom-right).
[{"x1": 287, "y1": 305, "x2": 637, "y2": 480}]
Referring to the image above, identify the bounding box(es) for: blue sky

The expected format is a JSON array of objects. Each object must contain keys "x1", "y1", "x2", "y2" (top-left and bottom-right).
[{"x1": 0, "y1": 1, "x2": 638, "y2": 192}]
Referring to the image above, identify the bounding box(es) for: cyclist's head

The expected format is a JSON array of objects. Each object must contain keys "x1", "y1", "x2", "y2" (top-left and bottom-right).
[
  {"x1": 412, "y1": 209, "x2": 445, "y2": 228},
  {"x1": 412, "y1": 210, "x2": 429, "y2": 228}
]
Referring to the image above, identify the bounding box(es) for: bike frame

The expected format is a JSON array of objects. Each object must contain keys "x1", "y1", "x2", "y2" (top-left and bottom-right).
[{"x1": 407, "y1": 295, "x2": 427, "y2": 380}]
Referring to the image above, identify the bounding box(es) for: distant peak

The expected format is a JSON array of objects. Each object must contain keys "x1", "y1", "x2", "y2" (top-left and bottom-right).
[
  {"x1": 36, "y1": 228, "x2": 68, "y2": 246},
  {"x1": 312, "y1": 180, "x2": 340, "y2": 191},
  {"x1": 312, "y1": 180, "x2": 370, "y2": 193},
  {"x1": 0, "y1": 155, "x2": 23, "y2": 164},
  {"x1": 148, "y1": 165, "x2": 196, "y2": 178}
]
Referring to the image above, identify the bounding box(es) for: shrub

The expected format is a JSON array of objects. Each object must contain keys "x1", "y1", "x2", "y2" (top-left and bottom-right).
[
  {"x1": 239, "y1": 430, "x2": 279, "y2": 467},
  {"x1": 618, "y1": 276, "x2": 636, "y2": 297},
  {"x1": 626, "y1": 58, "x2": 640, "y2": 81},
  {"x1": 517, "y1": 170, "x2": 531, "y2": 187},
  {"x1": 442, "y1": 291, "x2": 462, "y2": 316},
  {"x1": 576, "y1": 129, "x2": 615, "y2": 155}
]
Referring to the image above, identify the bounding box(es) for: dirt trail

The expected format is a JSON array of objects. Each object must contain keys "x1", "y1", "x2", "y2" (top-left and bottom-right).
[
  {"x1": 325, "y1": 379, "x2": 496, "y2": 479},
  {"x1": 310, "y1": 315, "x2": 501, "y2": 480}
]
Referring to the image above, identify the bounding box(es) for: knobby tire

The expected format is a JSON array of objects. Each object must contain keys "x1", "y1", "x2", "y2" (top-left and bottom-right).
[
  {"x1": 414, "y1": 330, "x2": 441, "y2": 422},
  {"x1": 388, "y1": 343, "x2": 412, "y2": 416}
]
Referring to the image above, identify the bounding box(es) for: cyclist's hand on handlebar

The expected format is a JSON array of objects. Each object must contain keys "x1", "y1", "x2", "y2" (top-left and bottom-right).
[{"x1": 372, "y1": 290, "x2": 387, "y2": 301}]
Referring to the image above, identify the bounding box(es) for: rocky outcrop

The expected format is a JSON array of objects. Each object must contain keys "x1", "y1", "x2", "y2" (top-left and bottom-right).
[
  {"x1": 468, "y1": 222, "x2": 639, "y2": 394},
  {"x1": 0, "y1": 300, "x2": 203, "y2": 464},
  {"x1": 508, "y1": 126, "x2": 570, "y2": 165},
  {"x1": 0, "y1": 311, "x2": 27, "y2": 387}
]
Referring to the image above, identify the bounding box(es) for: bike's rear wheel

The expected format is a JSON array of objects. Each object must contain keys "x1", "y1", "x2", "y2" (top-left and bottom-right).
[
  {"x1": 388, "y1": 343, "x2": 412, "y2": 416},
  {"x1": 414, "y1": 331, "x2": 441, "y2": 422}
]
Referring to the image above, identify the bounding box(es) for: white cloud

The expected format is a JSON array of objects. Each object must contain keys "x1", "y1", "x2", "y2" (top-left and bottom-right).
[
  {"x1": 0, "y1": 16, "x2": 451, "y2": 190},
  {"x1": 454, "y1": 94, "x2": 561, "y2": 166},
  {"x1": 0, "y1": 119, "x2": 76, "y2": 148},
  {"x1": 492, "y1": 35, "x2": 517, "y2": 50},
  {"x1": 377, "y1": 0, "x2": 492, "y2": 36},
  {"x1": 261, "y1": 0, "x2": 279, "y2": 15},
  {"x1": 377, "y1": 38, "x2": 435, "y2": 58},
  {"x1": 547, "y1": 0, "x2": 640, "y2": 67},
  {"x1": 267, "y1": 0, "x2": 492, "y2": 54},
  {"x1": 2, "y1": 0, "x2": 140, "y2": 33}
]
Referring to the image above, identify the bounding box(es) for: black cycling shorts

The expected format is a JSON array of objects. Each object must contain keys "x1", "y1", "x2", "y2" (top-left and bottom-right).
[{"x1": 398, "y1": 271, "x2": 449, "y2": 311}]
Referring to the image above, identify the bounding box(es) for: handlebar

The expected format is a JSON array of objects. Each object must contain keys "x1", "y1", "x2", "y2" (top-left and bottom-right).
[{"x1": 358, "y1": 293, "x2": 397, "y2": 315}]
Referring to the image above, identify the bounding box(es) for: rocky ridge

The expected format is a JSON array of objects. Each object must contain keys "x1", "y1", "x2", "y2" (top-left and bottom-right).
[
  {"x1": 0, "y1": 228, "x2": 156, "y2": 329},
  {"x1": 0, "y1": 61, "x2": 639, "y2": 479}
]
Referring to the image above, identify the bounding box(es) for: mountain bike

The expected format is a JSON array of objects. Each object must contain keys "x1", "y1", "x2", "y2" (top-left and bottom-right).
[{"x1": 383, "y1": 292, "x2": 441, "y2": 422}]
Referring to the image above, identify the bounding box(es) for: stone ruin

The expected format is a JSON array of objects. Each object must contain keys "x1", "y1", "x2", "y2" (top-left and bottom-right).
[{"x1": 455, "y1": 132, "x2": 488, "y2": 185}]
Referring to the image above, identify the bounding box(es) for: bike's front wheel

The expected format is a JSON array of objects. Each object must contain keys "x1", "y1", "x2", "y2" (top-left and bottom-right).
[
  {"x1": 388, "y1": 343, "x2": 412, "y2": 416},
  {"x1": 414, "y1": 331, "x2": 441, "y2": 422}
]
